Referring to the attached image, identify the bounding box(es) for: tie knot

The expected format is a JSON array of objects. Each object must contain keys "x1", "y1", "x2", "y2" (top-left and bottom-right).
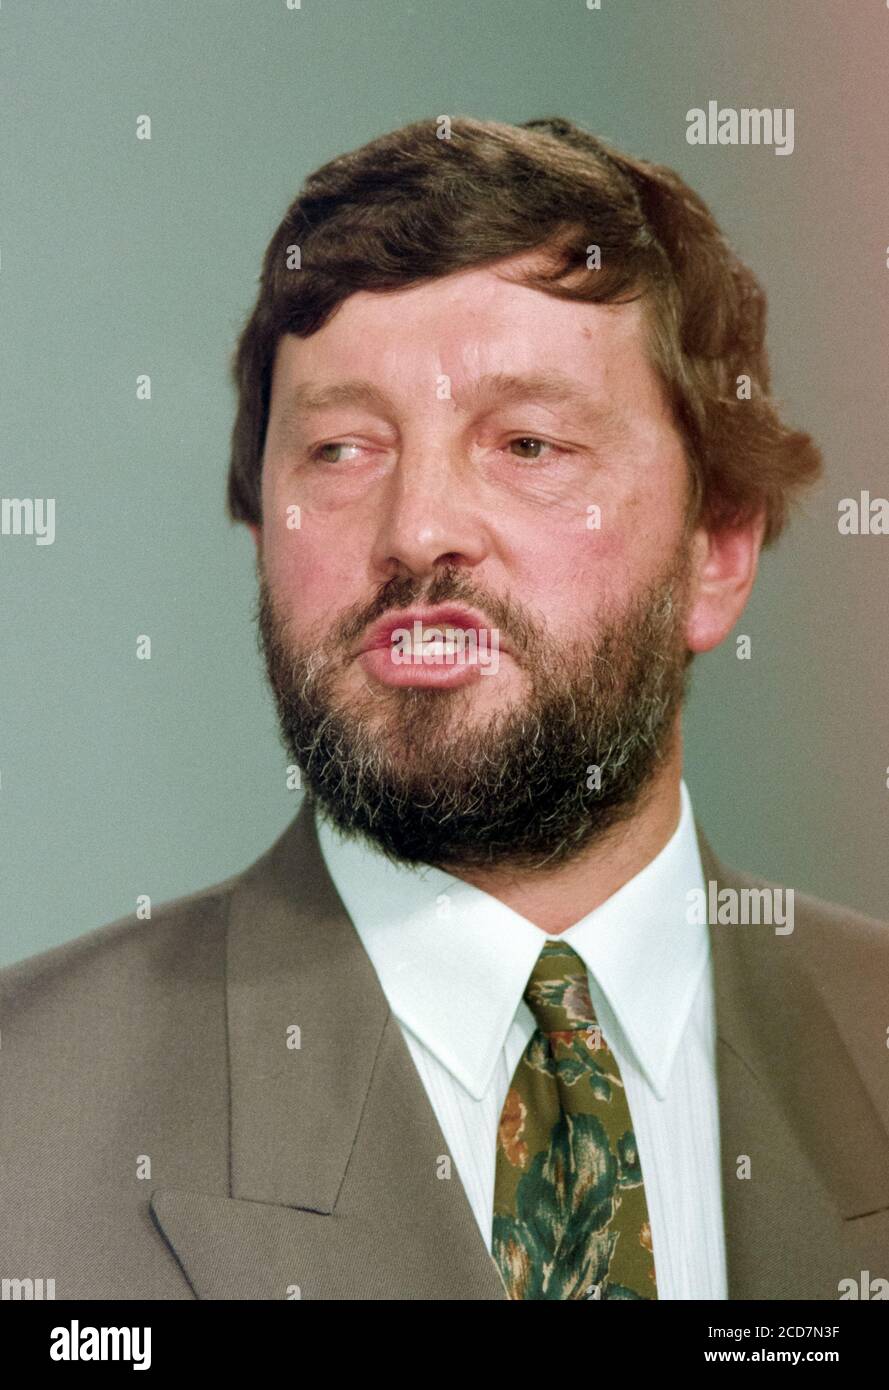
[{"x1": 522, "y1": 941, "x2": 597, "y2": 1034}]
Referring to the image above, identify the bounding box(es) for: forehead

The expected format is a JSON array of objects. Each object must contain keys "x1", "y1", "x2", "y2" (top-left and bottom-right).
[{"x1": 268, "y1": 253, "x2": 670, "y2": 423}]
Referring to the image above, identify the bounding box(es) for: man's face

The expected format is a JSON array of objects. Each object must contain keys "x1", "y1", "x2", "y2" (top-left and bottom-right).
[{"x1": 254, "y1": 252, "x2": 696, "y2": 869}]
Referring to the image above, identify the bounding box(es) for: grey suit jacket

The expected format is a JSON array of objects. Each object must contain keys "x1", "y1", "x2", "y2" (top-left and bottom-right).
[{"x1": 2, "y1": 799, "x2": 888, "y2": 1300}]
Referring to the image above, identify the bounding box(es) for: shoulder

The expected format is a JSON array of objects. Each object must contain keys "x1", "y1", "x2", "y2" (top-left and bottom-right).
[
  {"x1": 790, "y1": 883, "x2": 889, "y2": 948},
  {"x1": 728, "y1": 860, "x2": 887, "y2": 943},
  {"x1": 698, "y1": 823, "x2": 888, "y2": 951},
  {"x1": 705, "y1": 845, "x2": 889, "y2": 1002},
  {"x1": 0, "y1": 805, "x2": 319, "y2": 1029},
  {"x1": 0, "y1": 870, "x2": 240, "y2": 1030},
  {"x1": 0, "y1": 866, "x2": 258, "y2": 1274}
]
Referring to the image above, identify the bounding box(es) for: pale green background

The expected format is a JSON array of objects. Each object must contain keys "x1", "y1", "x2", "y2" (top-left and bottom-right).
[{"x1": 3, "y1": 0, "x2": 887, "y2": 966}]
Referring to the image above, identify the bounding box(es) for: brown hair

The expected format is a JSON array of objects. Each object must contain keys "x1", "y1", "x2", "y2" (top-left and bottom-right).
[{"x1": 227, "y1": 114, "x2": 822, "y2": 545}]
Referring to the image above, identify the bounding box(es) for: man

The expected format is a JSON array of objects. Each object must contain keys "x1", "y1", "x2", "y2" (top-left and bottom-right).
[{"x1": 2, "y1": 115, "x2": 887, "y2": 1302}]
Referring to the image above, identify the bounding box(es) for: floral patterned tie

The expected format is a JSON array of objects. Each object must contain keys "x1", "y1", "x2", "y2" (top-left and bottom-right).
[{"x1": 492, "y1": 939, "x2": 658, "y2": 1299}]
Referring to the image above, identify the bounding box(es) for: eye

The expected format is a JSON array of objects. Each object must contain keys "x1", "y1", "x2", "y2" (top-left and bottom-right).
[
  {"x1": 506, "y1": 436, "x2": 561, "y2": 461},
  {"x1": 309, "y1": 441, "x2": 362, "y2": 464}
]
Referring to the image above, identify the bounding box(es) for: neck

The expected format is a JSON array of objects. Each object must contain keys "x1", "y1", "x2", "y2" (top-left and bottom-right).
[{"x1": 445, "y1": 733, "x2": 685, "y2": 935}]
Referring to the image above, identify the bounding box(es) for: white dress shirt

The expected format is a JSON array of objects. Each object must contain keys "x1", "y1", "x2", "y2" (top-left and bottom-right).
[{"x1": 315, "y1": 778, "x2": 728, "y2": 1300}]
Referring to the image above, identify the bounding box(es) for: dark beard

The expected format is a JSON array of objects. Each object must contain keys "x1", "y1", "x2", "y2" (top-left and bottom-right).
[{"x1": 255, "y1": 559, "x2": 691, "y2": 873}]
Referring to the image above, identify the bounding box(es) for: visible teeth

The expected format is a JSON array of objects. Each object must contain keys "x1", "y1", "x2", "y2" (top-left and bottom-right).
[{"x1": 414, "y1": 639, "x2": 459, "y2": 655}]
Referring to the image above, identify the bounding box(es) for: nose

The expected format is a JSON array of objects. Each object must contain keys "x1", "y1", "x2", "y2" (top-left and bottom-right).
[{"x1": 369, "y1": 442, "x2": 490, "y2": 581}]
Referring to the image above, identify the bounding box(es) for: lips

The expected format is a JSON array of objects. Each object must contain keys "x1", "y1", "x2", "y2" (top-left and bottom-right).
[{"x1": 357, "y1": 605, "x2": 506, "y2": 656}]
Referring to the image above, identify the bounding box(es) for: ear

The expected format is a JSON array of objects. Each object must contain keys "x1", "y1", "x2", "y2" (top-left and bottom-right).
[
  {"x1": 246, "y1": 522, "x2": 261, "y2": 550},
  {"x1": 684, "y1": 509, "x2": 767, "y2": 654}
]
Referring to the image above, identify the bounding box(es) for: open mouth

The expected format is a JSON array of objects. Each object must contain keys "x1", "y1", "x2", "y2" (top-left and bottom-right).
[{"x1": 354, "y1": 606, "x2": 506, "y2": 687}]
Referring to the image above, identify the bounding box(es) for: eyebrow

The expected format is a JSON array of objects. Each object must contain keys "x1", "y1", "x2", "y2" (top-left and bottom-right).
[{"x1": 270, "y1": 372, "x2": 634, "y2": 443}]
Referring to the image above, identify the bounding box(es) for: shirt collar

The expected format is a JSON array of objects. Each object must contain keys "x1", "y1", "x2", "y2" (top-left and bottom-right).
[{"x1": 315, "y1": 780, "x2": 708, "y2": 1103}]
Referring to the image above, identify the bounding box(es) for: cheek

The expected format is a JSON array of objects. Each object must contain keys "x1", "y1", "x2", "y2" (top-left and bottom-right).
[
  {"x1": 260, "y1": 467, "x2": 335, "y2": 628},
  {"x1": 510, "y1": 482, "x2": 684, "y2": 626},
  {"x1": 261, "y1": 512, "x2": 354, "y2": 641},
  {"x1": 510, "y1": 510, "x2": 630, "y2": 614},
  {"x1": 594, "y1": 479, "x2": 687, "y2": 583}
]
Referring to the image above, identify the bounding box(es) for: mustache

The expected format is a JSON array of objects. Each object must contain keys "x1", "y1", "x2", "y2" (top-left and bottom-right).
[{"x1": 270, "y1": 563, "x2": 544, "y2": 665}]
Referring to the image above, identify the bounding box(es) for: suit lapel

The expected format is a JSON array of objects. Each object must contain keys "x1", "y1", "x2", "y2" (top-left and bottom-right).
[
  {"x1": 151, "y1": 800, "x2": 889, "y2": 1300},
  {"x1": 150, "y1": 799, "x2": 507, "y2": 1300},
  {"x1": 697, "y1": 825, "x2": 889, "y2": 1298}
]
